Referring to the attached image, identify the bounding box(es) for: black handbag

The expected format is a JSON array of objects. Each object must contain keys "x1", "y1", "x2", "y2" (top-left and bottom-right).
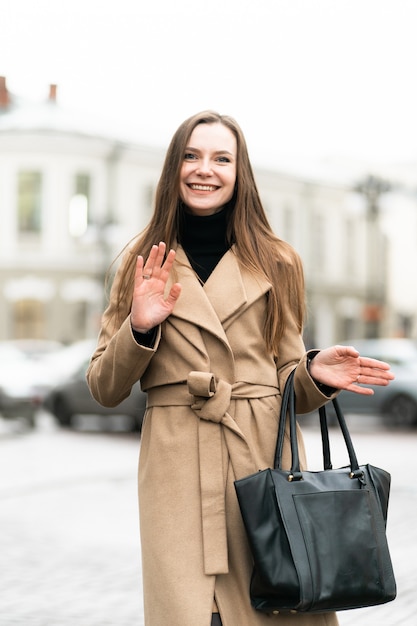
[{"x1": 234, "y1": 369, "x2": 397, "y2": 614}]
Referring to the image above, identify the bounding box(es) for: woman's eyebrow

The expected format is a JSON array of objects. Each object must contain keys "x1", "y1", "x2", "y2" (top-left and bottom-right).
[{"x1": 185, "y1": 146, "x2": 235, "y2": 156}]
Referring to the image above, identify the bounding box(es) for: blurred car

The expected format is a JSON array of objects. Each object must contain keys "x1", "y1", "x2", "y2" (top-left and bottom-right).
[
  {"x1": 36, "y1": 339, "x2": 99, "y2": 395},
  {"x1": 42, "y1": 342, "x2": 146, "y2": 432},
  {"x1": 0, "y1": 339, "x2": 64, "y2": 361},
  {"x1": 331, "y1": 338, "x2": 417, "y2": 428},
  {"x1": 0, "y1": 343, "x2": 45, "y2": 427}
]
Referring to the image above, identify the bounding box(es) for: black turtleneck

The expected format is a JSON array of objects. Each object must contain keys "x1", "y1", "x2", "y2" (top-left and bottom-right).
[{"x1": 178, "y1": 208, "x2": 231, "y2": 283}]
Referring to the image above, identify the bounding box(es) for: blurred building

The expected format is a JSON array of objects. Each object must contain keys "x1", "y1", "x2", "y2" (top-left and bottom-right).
[
  {"x1": 0, "y1": 77, "x2": 163, "y2": 343},
  {"x1": 0, "y1": 77, "x2": 395, "y2": 346}
]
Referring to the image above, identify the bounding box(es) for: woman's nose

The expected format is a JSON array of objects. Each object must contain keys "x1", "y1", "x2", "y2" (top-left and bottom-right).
[{"x1": 196, "y1": 158, "x2": 212, "y2": 175}]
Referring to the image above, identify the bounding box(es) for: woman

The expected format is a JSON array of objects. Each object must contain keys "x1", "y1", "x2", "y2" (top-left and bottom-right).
[{"x1": 87, "y1": 111, "x2": 394, "y2": 626}]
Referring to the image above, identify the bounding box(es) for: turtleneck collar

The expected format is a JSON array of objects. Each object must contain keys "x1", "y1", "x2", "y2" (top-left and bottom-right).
[{"x1": 178, "y1": 206, "x2": 232, "y2": 283}]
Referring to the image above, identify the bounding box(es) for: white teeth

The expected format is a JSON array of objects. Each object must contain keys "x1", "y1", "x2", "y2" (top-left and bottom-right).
[{"x1": 190, "y1": 184, "x2": 217, "y2": 191}]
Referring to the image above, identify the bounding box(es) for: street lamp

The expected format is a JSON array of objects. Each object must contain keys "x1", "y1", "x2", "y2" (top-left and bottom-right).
[{"x1": 355, "y1": 175, "x2": 390, "y2": 339}]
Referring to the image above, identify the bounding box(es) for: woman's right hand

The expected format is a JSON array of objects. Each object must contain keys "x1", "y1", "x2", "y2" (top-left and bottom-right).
[{"x1": 130, "y1": 242, "x2": 182, "y2": 333}]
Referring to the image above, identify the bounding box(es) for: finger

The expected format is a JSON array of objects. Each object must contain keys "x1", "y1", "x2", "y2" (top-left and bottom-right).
[
  {"x1": 165, "y1": 283, "x2": 182, "y2": 307},
  {"x1": 134, "y1": 255, "x2": 145, "y2": 285},
  {"x1": 358, "y1": 374, "x2": 393, "y2": 386},
  {"x1": 144, "y1": 242, "x2": 168, "y2": 279},
  {"x1": 335, "y1": 345, "x2": 360, "y2": 358},
  {"x1": 142, "y1": 244, "x2": 160, "y2": 277},
  {"x1": 160, "y1": 248, "x2": 176, "y2": 278},
  {"x1": 346, "y1": 384, "x2": 375, "y2": 396},
  {"x1": 153, "y1": 242, "x2": 167, "y2": 275},
  {"x1": 358, "y1": 366, "x2": 395, "y2": 381},
  {"x1": 359, "y1": 356, "x2": 392, "y2": 370}
]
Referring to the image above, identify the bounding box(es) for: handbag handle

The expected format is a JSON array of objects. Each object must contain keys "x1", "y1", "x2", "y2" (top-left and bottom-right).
[{"x1": 275, "y1": 369, "x2": 363, "y2": 480}]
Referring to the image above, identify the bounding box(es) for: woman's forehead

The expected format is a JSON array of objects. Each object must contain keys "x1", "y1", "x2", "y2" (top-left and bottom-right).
[{"x1": 187, "y1": 123, "x2": 237, "y2": 154}]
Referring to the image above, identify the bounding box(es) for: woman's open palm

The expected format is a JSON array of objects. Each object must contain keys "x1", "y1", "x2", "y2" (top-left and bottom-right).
[
  {"x1": 130, "y1": 242, "x2": 182, "y2": 333},
  {"x1": 309, "y1": 345, "x2": 395, "y2": 395}
]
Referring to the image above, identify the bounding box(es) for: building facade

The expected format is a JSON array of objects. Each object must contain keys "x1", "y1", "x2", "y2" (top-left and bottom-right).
[{"x1": 0, "y1": 77, "x2": 392, "y2": 347}]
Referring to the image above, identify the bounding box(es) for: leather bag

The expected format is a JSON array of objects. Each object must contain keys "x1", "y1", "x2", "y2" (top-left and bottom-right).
[{"x1": 234, "y1": 369, "x2": 397, "y2": 614}]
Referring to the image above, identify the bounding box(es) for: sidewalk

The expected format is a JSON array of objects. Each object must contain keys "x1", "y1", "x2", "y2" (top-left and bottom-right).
[
  {"x1": 0, "y1": 416, "x2": 144, "y2": 626},
  {"x1": 0, "y1": 414, "x2": 415, "y2": 625}
]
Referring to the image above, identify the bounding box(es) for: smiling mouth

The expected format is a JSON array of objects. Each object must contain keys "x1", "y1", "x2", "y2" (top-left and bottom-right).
[{"x1": 189, "y1": 184, "x2": 219, "y2": 191}]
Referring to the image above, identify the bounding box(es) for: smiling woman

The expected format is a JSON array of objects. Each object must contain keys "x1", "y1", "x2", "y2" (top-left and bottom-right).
[{"x1": 86, "y1": 110, "x2": 394, "y2": 626}]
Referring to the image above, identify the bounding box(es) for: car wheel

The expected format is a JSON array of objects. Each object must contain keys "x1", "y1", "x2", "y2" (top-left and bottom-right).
[
  {"x1": 131, "y1": 414, "x2": 144, "y2": 433},
  {"x1": 25, "y1": 411, "x2": 37, "y2": 429},
  {"x1": 53, "y1": 396, "x2": 73, "y2": 427},
  {"x1": 383, "y1": 394, "x2": 417, "y2": 428}
]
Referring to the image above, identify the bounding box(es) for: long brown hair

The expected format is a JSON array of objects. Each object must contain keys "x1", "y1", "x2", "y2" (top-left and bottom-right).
[{"x1": 112, "y1": 110, "x2": 305, "y2": 355}]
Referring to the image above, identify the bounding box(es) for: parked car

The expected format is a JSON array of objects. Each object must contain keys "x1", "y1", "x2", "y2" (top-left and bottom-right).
[
  {"x1": 0, "y1": 343, "x2": 44, "y2": 427},
  {"x1": 0, "y1": 339, "x2": 64, "y2": 361},
  {"x1": 42, "y1": 343, "x2": 146, "y2": 432},
  {"x1": 330, "y1": 338, "x2": 417, "y2": 428},
  {"x1": 36, "y1": 339, "x2": 99, "y2": 396}
]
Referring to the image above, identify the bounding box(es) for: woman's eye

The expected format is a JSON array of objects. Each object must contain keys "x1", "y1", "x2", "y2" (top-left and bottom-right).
[
  {"x1": 217, "y1": 156, "x2": 231, "y2": 163},
  {"x1": 184, "y1": 153, "x2": 197, "y2": 161}
]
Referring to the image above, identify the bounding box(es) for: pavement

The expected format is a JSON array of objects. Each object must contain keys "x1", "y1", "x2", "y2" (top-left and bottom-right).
[{"x1": 0, "y1": 412, "x2": 416, "y2": 626}]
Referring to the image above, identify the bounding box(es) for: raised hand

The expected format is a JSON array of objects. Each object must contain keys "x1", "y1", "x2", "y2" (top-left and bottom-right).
[
  {"x1": 130, "y1": 242, "x2": 182, "y2": 333},
  {"x1": 309, "y1": 345, "x2": 395, "y2": 395}
]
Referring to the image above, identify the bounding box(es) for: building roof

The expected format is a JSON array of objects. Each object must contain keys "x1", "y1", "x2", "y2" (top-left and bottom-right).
[
  {"x1": 0, "y1": 83, "x2": 120, "y2": 141},
  {"x1": 0, "y1": 77, "x2": 157, "y2": 150},
  {"x1": 0, "y1": 77, "x2": 165, "y2": 167},
  {"x1": 2, "y1": 77, "x2": 413, "y2": 191}
]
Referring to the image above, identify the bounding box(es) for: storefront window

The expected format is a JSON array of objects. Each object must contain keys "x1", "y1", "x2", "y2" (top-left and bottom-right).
[
  {"x1": 17, "y1": 171, "x2": 42, "y2": 233},
  {"x1": 69, "y1": 173, "x2": 90, "y2": 237},
  {"x1": 13, "y1": 299, "x2": 44, "y2": 338}
]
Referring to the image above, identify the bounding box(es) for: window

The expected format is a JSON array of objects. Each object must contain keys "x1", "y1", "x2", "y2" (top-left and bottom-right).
[
  {"x1": 13, "y1": 300, "x2": 44, "y2": 338},
  {"x1": 69, "y1": 173, "x2": 91, "y2": 237},
  {"x1": 17, "y1": 171, "x2": 42, "y2": 233},
  {"x1": 75, "y1": 173, "x2": 90, "y2": 199}
]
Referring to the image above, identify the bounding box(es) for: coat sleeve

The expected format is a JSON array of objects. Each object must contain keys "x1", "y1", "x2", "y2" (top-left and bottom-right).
[
  {"x1": 86, "y1": 256, "x2": 161, "y2": 408},
  {"x1": 274, "y1": 302, "x2": 338, "y2": 415}
]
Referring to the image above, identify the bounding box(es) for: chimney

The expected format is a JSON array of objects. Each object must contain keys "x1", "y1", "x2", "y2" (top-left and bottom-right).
[
  {"x1": 48, "y1": 83, "x2": 58, "y2": 102},
  {"x1": 0, "y1": 76, "x2": 10, "y2": 108}
]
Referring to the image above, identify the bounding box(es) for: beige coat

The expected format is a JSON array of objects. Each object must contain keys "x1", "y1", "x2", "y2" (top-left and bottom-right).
[{"x1": 87, "y1": 246, "x2": 338, "y2": 626}]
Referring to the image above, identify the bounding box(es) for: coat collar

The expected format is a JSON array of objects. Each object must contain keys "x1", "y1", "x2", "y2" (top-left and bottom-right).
[{"x1": 168, "y1": 245, "x2": 271, "y2": 337}]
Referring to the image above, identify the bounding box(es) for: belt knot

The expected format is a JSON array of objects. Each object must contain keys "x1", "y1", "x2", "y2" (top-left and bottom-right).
[{"x1": 187, "y1": 371, "x2": 231, "y2": 424}]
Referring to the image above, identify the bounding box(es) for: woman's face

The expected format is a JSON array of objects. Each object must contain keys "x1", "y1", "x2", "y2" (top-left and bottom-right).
[{"x1": 179, "y1": 122, "x2": 237, "y2": 216}]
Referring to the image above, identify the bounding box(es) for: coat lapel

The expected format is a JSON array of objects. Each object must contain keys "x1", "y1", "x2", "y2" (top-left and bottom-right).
[
  {"x1": 204, "y1": 248, "x2": 272, "y2": 328},
  {"x1": 168, "y1": 246, "x2": 272, "y2": 336}
]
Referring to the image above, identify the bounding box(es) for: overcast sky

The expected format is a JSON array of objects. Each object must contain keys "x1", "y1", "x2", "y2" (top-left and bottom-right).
[{"x1": 1, "y1": 0, "x2": 417, "y2": 170}]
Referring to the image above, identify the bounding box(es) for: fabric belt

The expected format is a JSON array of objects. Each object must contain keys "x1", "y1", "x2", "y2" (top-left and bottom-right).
[{"x1": 147, "y1": 373, "x2": 279, "y2": 575}]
